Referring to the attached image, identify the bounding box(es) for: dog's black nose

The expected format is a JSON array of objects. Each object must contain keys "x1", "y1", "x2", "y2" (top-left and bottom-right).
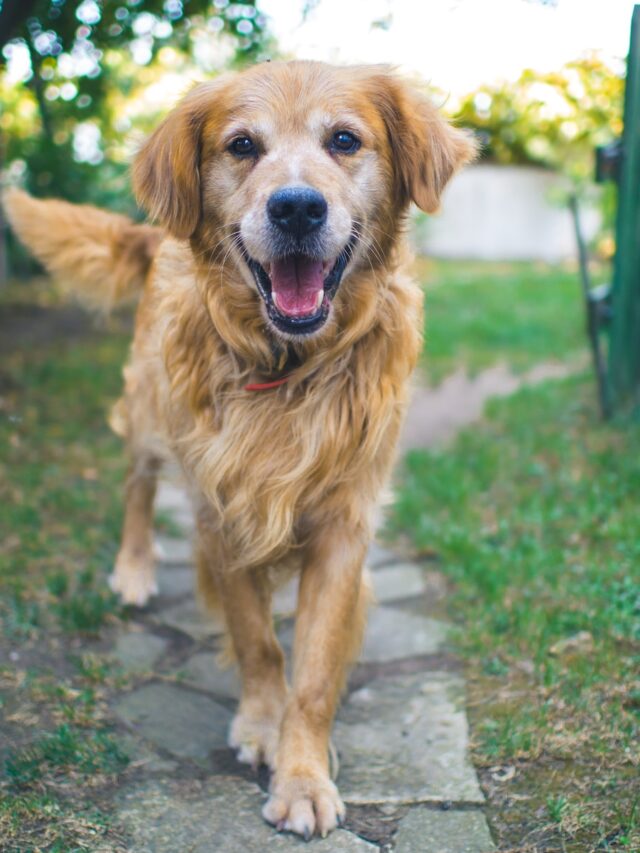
[{"x1": 267, "y1": 187, "x2": 328, "y2": 237}]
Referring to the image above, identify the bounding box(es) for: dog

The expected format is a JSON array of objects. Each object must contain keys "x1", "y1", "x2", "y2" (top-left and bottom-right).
[{"x1": 4, "y1": 60, "x2": 475, "y2": 840}]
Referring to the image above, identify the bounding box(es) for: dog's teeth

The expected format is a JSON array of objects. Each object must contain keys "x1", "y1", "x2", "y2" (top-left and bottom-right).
[{"x1": 315, "y1": 290, "x2": 324, "y2": 309}]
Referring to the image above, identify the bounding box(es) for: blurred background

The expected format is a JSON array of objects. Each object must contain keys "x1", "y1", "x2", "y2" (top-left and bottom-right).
[
  {"x1": 1, "y1": 3, "x2": 639, "y2": 852},
  {"x1": 0, "y1": 0, "x2": 633, "y2": 271}
]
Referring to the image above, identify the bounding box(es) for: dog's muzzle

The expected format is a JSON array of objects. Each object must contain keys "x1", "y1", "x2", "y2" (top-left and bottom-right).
[{"x1": 240, "y1": 239, "x2": 356, "y2": 338}]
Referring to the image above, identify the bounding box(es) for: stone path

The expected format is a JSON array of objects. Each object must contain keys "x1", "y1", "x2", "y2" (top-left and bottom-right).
[{"x1": 108, "y1": 479, "x2": 496, "y2": 852}]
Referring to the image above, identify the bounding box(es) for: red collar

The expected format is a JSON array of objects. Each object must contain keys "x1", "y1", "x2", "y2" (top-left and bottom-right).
[{"x1": 244, "y1": 375, "x2": 290, "y2": 392}]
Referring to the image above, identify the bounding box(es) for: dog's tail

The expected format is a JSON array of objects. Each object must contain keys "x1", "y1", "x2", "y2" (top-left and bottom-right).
[{"x1": 3, "y1": 188, "x2": 163, "y2": 312}]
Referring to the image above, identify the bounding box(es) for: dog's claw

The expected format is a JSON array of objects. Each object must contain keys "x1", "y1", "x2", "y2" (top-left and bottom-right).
[{"x1": 276, "y1": 820, "x2": 286, "y2": 832}]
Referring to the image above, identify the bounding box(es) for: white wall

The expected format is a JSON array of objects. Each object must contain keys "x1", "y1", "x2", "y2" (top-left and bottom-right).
[{"x1": 413, "y1": 163, "x2": 601, "y2": 263}]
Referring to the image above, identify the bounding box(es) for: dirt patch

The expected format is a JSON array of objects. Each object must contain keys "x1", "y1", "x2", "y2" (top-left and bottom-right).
[
  {"x1": 0, "y1": 278, "x2": 133, "y2": 355},
  {"x1": 399, "y1": 361, "x2": 579, "y2": 452},
  {"x1": 344, "y1": 803, "x2": 408, "y2": 850},
  {"x1": 0, "y1": 302, "x2": 91, "y2": 355}
]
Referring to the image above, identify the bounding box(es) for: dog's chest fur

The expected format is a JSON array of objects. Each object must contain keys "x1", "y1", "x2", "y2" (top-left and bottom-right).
[{"x1": 125, "y1": 238, "x2": 423, "y2": 569}]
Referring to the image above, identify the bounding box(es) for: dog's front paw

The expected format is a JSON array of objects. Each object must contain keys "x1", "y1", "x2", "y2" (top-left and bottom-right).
[
  {"x1": 109, "y1": 549, "x2": 158, "y2": 607},
  {"x1": 229, "y1": 711, "x2": 281, "y2": 771},
  {"x1": 262, "y1": 770, "x2": 345, "y2": 840}
]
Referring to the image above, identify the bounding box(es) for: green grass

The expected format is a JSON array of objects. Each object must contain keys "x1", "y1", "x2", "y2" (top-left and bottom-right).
[
  {"x1": 391, "y1": 374, "x2": 640, "y2": 850},
  {"x1": 5, "y1": 723, "x2": 128, "y2": 787},
  {"x1": 0, "y1": 315, "x2": 129, "y2": 635},
  {"x1": 0, "y1": 282, "x2": 133, "y2": 851},
  {"x1": 0, "y1": 657, "x2": 130, "y2": 852},
  {"x1": 394, "y1": 376, "x2": 640, "y2": 661},
  {"x1": 418, "y1": 259, "x2": 597, "y2": 382},
  {"x1": 393, "y1": 258, "x2": 639, "y2": 849}
]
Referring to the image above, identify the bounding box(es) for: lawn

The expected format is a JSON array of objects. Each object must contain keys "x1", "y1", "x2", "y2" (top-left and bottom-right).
[
  {"x1": 0, "y1": 279, "x2": 132, "y2": 851},
  {"x1": 418, "y1": 258, "x2": 595, "y2": 383},
  {"x1": 0, "y1": 281, "x2": 128, "y2": 637},
  {"x1": 391, "y1": 260, "x2": 640, "y2": 851}
]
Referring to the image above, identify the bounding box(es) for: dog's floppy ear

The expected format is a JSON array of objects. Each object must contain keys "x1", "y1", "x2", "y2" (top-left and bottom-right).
[
  {"x1": 132, "y1": 81, "x2": 220, "y2": 239},
  {"x1": 376, "y1": 73, "x2": 477, "y2": 213}
]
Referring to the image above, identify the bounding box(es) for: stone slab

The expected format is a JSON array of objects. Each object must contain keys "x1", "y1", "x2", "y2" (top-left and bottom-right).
[
  {"x1": 334, "y1": 671, "x2": 484, "y2": 805},
  {"x1": 117, "y1": 733, "x2": 178, "y2": 774},
  {"x1": 272, "y1": 564, "x2": 429, "y2": 614},
  {"x1": 395, "y1": 807, "x2": 496, "y2": 852},
  {"x1": 155, "y1": 482, "x2": 195, "y2": 532},
  {"x1": 170, "y1": 509, "x2": 195, "y2": 532},
  {"x1": 371, "y1": 563, "x2": 427, "y2": 604},
  {"x1": 156, "y1": 535, "x2": 193, "y2": 566},
  {"x1": 155, "y1": 481, "x2": 189, "y2": 513},
  {"x1": 112, "y1": 631, "x2": 168, "y2": 674},
  {"x1": 115, "y1": 683, "x2": 231, "y2": 759},
  {"x1": 116, "y1": 777, "x2": 377, "y2": 852},
  {"x1": 360, "y1": 607, "x2": 449, "y2": 663},
  {"x1": 367, "y1": 541, "x2": 398, "y2": 568},
  {"x1": 277, "y1": 607, "x2": 447, "y2": 664},
  {"x1": 156, "y1": 565, "x2": 194, "y2": 598},
  {"x1": 272, "y1": 577, "x2": 299, "y2": 616},
  {"x1": 153, "y1": 598, "x2": 225, "y2": 640},
  {"x1": 180, "y1": 651, "x2": 241, "y2": 699}
]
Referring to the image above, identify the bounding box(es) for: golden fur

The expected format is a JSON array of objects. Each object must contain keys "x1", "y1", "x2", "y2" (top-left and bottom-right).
[{"x1": 4, "y1": 60, "x2": 475, "y2": 840}]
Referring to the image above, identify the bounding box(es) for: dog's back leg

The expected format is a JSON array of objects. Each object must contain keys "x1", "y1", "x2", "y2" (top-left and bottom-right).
[{"x1": 109, "y1": 454, "x2": 161, "y2": 607}]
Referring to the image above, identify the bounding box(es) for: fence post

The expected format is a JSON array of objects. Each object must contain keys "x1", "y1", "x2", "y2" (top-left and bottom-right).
[{"x1": 608, "y1": 4, "x2": 640, "y2": 415}]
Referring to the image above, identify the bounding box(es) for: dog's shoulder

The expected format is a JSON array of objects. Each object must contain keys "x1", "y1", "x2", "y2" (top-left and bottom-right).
[{"x1": 150, "y1": 237, "x2": 197, "y2": 298}]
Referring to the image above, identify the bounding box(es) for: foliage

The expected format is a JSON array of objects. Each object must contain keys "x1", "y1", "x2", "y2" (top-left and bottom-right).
[
  {"x1": 451, "y1": 55, "x2": 624, "y2": 256},
  {"x1": 455, "y1": 55, "x2": 624, "y2": 184},
  {"x1": 0, "y1": 0, "x2": 270, "y2": 211}
]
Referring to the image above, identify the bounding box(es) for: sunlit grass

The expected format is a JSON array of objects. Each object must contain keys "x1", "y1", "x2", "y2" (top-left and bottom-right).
[{"x1": 416, "y1": 258, "x2": 596, "y2": 382}]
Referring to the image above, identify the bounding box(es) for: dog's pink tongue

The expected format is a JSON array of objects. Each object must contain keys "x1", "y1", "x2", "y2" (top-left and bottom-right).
[{"x1": 271, "y1": 256, "x2": 324, "y2": 317}]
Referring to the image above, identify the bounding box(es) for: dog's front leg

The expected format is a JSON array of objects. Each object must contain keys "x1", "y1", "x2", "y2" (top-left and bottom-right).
[
  {"x1": 197, "y1": 512, "x2": 289, "y2": 769},
  {"x1": 217, "y1": 565, "x2": 289, "y2": 771},
  {"x1": 263, "y1": 522, "x2": 370, "y2": 839}
]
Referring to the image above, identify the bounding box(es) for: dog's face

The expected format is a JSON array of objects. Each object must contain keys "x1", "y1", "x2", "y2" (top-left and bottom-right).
[{"x1": 133, "y1": 61, "x2": 474, "y2": 340}]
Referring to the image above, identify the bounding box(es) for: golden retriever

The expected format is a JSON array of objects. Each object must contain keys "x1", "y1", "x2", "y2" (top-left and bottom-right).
[{"x1": 5, "y1": 60, "x2": 475, "y2": 840}]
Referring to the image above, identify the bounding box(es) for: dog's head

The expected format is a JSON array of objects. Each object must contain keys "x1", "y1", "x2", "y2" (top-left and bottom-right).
[{"x1": 133, "y1": 61, "x2": 475, "y2": 341}]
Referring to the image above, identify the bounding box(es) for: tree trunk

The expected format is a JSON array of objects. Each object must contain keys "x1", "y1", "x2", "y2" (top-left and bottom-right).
[
  {"x1": 25, "y1": 35, "x2": 54, "y2": 141},
  {"x1": 0, "y1": 0, "x2": 39, "y2": 48}
]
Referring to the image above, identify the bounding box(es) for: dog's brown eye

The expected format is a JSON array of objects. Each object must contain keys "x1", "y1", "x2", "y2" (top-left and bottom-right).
[
  {"x1": 330, "y1": 130, "x2": 360, "y2": 154},
  {"x1": 229, "y1": 136, "x2": 257, "y2": 157}
]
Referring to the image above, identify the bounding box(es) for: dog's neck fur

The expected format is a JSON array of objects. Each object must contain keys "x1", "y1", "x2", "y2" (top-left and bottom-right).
[{"x1": 187, "y1": 223, "x2": 410, "y2": 384}]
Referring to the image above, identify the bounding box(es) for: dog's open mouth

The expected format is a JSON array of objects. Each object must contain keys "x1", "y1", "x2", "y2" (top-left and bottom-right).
[{"x1": 242, "y1": 239, "x2": 355, "y2": 335}]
